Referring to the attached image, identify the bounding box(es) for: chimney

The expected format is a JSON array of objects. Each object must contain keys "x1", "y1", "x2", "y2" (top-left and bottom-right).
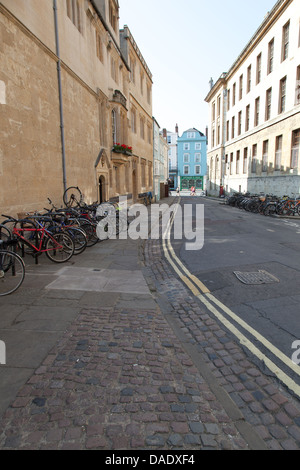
[
  {"x1": 163, "y1": 128, "x2": 167, "y2": 138},
  {"x1": 175, "y1": 123, "x2": 178, "y2": 134}
]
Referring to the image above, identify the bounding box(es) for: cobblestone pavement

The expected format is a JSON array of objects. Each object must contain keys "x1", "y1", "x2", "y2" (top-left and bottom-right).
[
  {"x1": 142, "y1": 238, "x2": 300, "y2": 450},
  {"x1": 0, "y1": 298, "x2": 249, "y2": 450}
]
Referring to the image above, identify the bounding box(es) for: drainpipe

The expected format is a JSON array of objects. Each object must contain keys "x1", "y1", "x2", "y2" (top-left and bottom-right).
[{"x1": 53, "y1": 0, "x2": 67, "y2": 193}]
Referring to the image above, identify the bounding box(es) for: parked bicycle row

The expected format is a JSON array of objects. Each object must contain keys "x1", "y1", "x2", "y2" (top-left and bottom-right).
[
  {"x1": 225, "y1": 192, "x2": 300, "y2": 217},
  {"x1": 0, "y1": 190, "x2": 129, "y2": 297}
]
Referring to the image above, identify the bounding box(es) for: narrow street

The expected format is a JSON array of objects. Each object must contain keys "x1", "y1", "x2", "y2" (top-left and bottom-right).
[{"x1": 170, "y1": 197, "x2": 300, "y2": 393}]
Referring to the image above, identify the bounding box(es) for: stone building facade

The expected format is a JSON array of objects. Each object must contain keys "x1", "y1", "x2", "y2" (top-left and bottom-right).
[
  {"x1": 205, "y1": 0, "x2": 300, "y2": 197},
  {"x1": 0, "y1": 0, "x2": 153, "y2": 216}
]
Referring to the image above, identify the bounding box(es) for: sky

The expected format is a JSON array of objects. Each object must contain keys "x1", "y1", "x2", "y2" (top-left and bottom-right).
[{"x1": 119, "y1": 0, "x2": 277, "y2": 136}]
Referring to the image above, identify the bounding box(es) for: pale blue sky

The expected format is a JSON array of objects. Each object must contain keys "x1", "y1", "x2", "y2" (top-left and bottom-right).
[{"x1": 119, "y1": 0, "x2": 277, "y2": 135}]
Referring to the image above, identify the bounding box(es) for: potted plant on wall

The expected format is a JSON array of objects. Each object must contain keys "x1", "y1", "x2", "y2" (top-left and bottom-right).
[{"x1": 113, "y1": 143, "x2": 133, "y2": 155}]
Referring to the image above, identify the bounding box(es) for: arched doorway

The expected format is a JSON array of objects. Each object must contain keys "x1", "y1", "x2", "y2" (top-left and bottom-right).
[{"x1": 99, "y1": 175, "x2": 106, "y2": 203}]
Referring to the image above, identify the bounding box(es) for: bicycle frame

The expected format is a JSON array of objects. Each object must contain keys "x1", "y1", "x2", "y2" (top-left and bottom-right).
[{"x1": 13, "y1": 222, "x2": 65, "y2": 254}]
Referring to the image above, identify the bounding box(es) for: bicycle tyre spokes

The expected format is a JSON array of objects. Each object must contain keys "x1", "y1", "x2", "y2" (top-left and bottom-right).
[
  {"x1": 0, "y1": 250, "x2": 25, "y2": 296},
  {"x1": 45, "y1": 232, "x2": 74, "y2": 263},
  {"x1": 63, "y1": 187, "x2": 83, "y2": 208}
]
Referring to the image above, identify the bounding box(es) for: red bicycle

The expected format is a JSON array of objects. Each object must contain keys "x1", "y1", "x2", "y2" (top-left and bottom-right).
[{"x1": 2, "y1": 215, "x2": 75, "y2": 263}]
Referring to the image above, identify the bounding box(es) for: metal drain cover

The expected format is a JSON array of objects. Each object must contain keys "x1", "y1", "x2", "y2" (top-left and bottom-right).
[{"x1": 233, "y1": 270, "x2": 279, "y2": 285}]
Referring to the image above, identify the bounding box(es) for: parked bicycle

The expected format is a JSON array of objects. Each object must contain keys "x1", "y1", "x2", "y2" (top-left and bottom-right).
[
  {"x1": 1, "y1": 215, "x2": 75, "y2": 263},
  {"x1": 225, "y1": 192, "x2": 300, "y2": 217}
]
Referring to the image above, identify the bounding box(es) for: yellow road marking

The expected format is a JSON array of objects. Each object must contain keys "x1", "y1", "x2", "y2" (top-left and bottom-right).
[{"x1": 161, "y1": 199, "x2": 300, "y2": 397}]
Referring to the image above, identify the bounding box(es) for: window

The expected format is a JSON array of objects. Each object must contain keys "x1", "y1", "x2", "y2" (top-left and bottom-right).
[
  {"x1": 268, "y1": 38, "x2": 274, "y2": 74},
  {"x1": 256, "y1": 53, "x2": 262, "y2": 84},
  {"x1": 109, "y1": 0, "x2": 118, "y2": 33},
  {"x1": 291, "y1": 129, "x2": 300, "y2": 169},
  {"x1": 184, "y1": 143, "x2": 190, "y2": 151},
  {"x1": 226, "y1": 121, "x2": 229, "y2": 141},
  {"x1": 140, "y1": 71, "x2": 144, "y2": 95},
  {"x1": 212, "y1": 102, "x2": 216, "y2": 121},
  {"x1": 131, "y1": 107, "x2": 136, "y2": 133},
  {"x1": 231, "y1": 116, "x2": 235, "y2": 139},
  {"x1": 195, "y1": 153, "x2": 201, "y2": 163},
  {"x1": 236, "y1": 151, "x2": 240, "y2": 174},
  {"x1": 184, "y1": 165, "x2": 189, "y2": 175},
  {"x1": 243, "y1": 148, "x2": 248, "y2": 174},
  {"x1": 225, "y1": 155, "x2": 228, "y2": 175},
  {"x1": 140, "y1": 116, "x2": 145, "y2": 140},
  {"x1": 227, "y1": 89, "x2": 231, "y2": 110},
  {"x1": 232, "y1": 83, "x2": 236, "y2": 106},
  {"x1": 217, "y1": 95, "x2": 221, "y2": 117},
  {"x1": 265, "y1": 88, "x2": 272, "y2": 121},
  {"x1": 295, "y1": 65, "x2": 300, "y2": 105},
  {"x1": 245, "y1": 105, "x2": 250, "y2": 131},
  {"x1": 254, "y1": 97, "x2": 260, "y2": 126},
  {"x1": 187, "y1": 132, "x2": 195, "y2": 139},
  {"x1": 129, "y1": 56, "x2": 136, "y2": 84},
  {"x1": 147, "y1": 82, "x2": 151, "y2": 104},
  {"x1": 112, "y1": 109, "x2": 117, "y2": 144},
  {"x1": 238, "y1": 111, "x2": 242, "y2": 136},
  {"x1": 66, "y1": 0, "x2": 82, "y2": 33},
  {"x1": 247, "y1": 65, "x2": 251, "y2": 93},
  {"x1": 184, "y1": 154, "x2": 190, "y2": 163},
  {"x1": 252, "y1": 144, "x2": 257, "y2": 173},
  {"x1": 281, "y1": 21, "x2": 290, "y2": 62},
  {"x1": 96, "y1": 31, "x2": 103, "y2": 63},
  {"x1": 111, "y1": 57, "x2": 118, "y2": 83},
  {"x1": 262, "y1": 140, "x2": 269, "y2": 172},
  {"x1": 195, "y1": 143, "x2": 201, "y2": 150},
  {"x1": 279, "y1": 76, "x2": 287, "y2": 114},
  {"x1": 275, "y1": 135, "x2": 282, "y2": 170},
  {"x1": 195, "y1": 165, "x2": 201, "y2": 175},
  {"x1": 147, "y1": 123, "x2": 151, "y2": 144},
  {"x1": 239, "y1": 74, "x2": 243, "y2": 100},
  {"x1": 230, "y1": 153, "x2": 234, "y2": 174}
]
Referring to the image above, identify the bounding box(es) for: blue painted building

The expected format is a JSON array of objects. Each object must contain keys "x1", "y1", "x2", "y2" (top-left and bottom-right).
[{"x1": 177, "y1": 128, "x2": 207, "y2": 192}]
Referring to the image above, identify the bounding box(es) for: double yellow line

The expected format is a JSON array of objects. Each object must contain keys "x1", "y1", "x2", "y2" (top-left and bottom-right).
[{"x1": 162, "y1": 199, "x2": 300, "y2": 398}]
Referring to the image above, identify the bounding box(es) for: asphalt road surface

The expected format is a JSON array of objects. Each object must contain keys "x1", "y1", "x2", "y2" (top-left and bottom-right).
[{"x1": 166, "y1": 196, "x2": 300, "y2": 399}]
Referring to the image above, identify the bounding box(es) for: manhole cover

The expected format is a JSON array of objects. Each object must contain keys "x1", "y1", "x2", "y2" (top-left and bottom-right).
[{"x1": 233, "y1": 270, "x2": 279, "y2": 285}]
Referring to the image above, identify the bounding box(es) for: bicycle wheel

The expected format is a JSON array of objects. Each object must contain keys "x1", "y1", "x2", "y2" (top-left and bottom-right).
[
  {"x1": 80, "y1": 222, "x2": 99, "y2": 247},
  {"x1": 0, "y1": 224, "x2": 11, "y2": 242},
  {"x1": 63, "y1": 186, "x2": 83, "y2": 208},
  {"x1": 65, "y1": 227, "x2": 87, "y2": 255},
  {"x1": 96, "y1": 216, "x2": 119, "y2": 240},
  {"x1": 0, "y1": 250, "x2": 25, "y2": 296},
  {"x1": 45, "y1": 232, "x2": 74, "y2": 263}
]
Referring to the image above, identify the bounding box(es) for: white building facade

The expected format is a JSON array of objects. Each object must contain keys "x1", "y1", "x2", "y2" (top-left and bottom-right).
[
  {"x1": 165, "y1": 125, "x2": 179, "y2": 189},
  {"x1": 205, "y1": 0, "x2": 300, "y2": 197}
]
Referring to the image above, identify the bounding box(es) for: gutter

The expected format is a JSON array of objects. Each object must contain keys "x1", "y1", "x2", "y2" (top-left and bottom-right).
[{"x1": 53, "y1": 0, "x2": 67, "y2": 193}]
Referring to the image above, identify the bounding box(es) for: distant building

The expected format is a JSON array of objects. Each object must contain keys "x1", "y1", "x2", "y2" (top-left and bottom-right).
[
  {"x1": 177, "y1": 128, "x2": 207, "y2": 192},
  {"x1": 205, "y1": 0, "x2": 300, "y2": 197},
  {"x1": 165, "y1": 125, "x2": 179, "y2": 190},
  {"x1": 153, "y1": 118, "x2": 169, "y2": 201}
]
